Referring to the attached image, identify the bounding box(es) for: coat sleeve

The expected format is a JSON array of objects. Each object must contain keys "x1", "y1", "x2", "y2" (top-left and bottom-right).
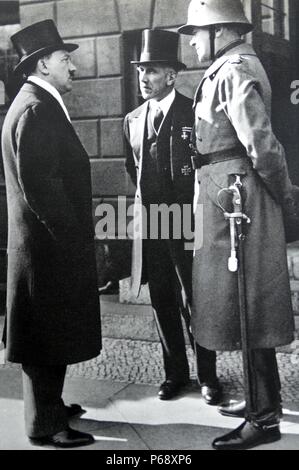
[
  {"x1": 15, "y1": 104, "x2": 82, "y2": 248},
  {"x1": 123, "y1": 115, "x2": 137, "y2": 187},
  {"x1": 219, "y1": 65, "x2": 293, "y2": 203}
]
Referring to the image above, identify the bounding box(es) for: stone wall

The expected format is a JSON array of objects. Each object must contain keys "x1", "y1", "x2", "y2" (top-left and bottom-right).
[
  {"x1": 17, "y1": 0, "x2": 208, "y2": 287},
  {"x1": 18, "y1": 0, "x2": 204, "y2": 199},
  {"x1": 2, "y1": 1, "x2": 299, "y2": 324}
]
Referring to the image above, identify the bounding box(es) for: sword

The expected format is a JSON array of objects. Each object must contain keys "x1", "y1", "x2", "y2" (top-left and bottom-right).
[{"x1": 217, "y1": 175, "x2": 253, "y2": 416}]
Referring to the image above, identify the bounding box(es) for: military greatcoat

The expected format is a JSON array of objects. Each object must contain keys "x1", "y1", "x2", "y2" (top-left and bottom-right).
[{"x1": 192, "y1": 42, "x2": 295, "y2": 351}]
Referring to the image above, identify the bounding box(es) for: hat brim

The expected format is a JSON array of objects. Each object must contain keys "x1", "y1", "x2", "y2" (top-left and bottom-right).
[
  {"x1": 14, "y1": 42, "x2": 79, "y2": 74},
  {"x1": 131, "y1": 60, "x2": 187, "y2": 71},
  {"x1": 178, "y1": 22, "x2": 253, "y2": 35}
]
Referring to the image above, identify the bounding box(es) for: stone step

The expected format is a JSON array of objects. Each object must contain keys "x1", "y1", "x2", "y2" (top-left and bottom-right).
[
  {"x1": 1, "y1": 291, "x2": 298, "y2": 350},
  {"x1": 100, "y1": 294, "x2": 299, "y2": 355},
  {"x1": 100, "y1": 294, "x2": 159, "y2": 342}
]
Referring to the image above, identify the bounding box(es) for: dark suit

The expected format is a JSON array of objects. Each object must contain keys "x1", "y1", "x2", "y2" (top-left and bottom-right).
[
  {"x1": 1, "y1": 81, "x2": 101, "y2": 437},
  {"x1": 124, "y1": 91, "x2": 217, "y2": 384}
]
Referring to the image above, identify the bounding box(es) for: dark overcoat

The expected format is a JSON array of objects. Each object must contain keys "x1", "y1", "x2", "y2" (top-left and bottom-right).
[
  {"x1": 192, "y1": 43, "x2": 295, "y2": 351},
  {"x1": 124, "y1": 91, "x2": 195, "y2": 298},
  {"x1": 1, "y1": 81, "x2": 102, "y2": 365}
]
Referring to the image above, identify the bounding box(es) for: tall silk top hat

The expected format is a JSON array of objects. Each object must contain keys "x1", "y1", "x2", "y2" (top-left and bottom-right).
[
  {"x1": 131, "y1": 29, "x2": 186, "y2": 71},
  {"x1": 178, "y1": 0, "x2": 253, "y2": 35},
  {"x1": 11, "y1": 19, "x2": 79, "y2": 74}
]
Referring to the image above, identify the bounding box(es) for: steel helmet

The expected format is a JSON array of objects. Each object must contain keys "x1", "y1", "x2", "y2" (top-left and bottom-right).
[{"x1": 178, "y1": 0, "x2": 253, "y2": 35}]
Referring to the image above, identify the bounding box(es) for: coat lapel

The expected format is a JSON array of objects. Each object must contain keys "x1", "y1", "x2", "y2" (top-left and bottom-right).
[
  {"x1": 129, "y1": 102, "x2": 149, "y2": 297},
  {"x1": 129, "y1": 101, "x2": 149, "y2": 189},
  {"x1": 24, "y1": 81, "x2": 88, "y2": 156}
]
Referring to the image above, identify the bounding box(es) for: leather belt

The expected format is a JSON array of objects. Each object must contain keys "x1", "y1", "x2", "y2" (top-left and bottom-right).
[{"x1": 191, "y1": 146, "x2": 247, "y2": 170}]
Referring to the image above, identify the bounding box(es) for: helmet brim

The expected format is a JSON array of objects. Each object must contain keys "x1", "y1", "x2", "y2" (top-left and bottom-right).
[{"x1": 178, "y1": 22, "x2": 253, "y2": 35}]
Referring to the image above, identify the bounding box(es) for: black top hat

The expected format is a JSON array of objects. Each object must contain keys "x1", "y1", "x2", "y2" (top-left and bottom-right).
[
  {"x1": 11, "y1": 19, "x2": 79, "y2": 74},
  {"x1": 131, "y1": 29, "x2": 186, "y2": 71}
]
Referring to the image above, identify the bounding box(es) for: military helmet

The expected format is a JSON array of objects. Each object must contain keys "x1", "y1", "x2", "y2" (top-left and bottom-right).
[{"x1": 178, "y1": 0, "x2": 253, "y2": 35}]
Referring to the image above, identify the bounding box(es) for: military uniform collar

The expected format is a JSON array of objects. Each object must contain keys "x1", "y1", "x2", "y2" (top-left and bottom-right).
[{"x1": 204, "y1": 42, "x2": 257, "y2": 80}]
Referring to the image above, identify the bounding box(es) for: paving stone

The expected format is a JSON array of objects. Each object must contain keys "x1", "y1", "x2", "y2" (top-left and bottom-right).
[{"x1": 1, "y1": 320, "x2": 298, "y2": 404}]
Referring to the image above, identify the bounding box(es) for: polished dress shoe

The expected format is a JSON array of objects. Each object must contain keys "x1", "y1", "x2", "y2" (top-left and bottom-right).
[
  {"x1": 65, "y1": 403, "x2": 86, "y2": 418},
  {"x1": 212, "y1": 420, "x2": 281, "y2": 450},
  {"x1": 201, "y1": 383, "x2": 222, "y2": 406},
  {"x1": 218, "y1": 400, "x2": 246, "y2": 418},
  {"x1": 29, "y1": 427, "x2": 94, "y2": 448},
  {"x1": 158, "y1": 380, "x2": 188, "y2": 400}
]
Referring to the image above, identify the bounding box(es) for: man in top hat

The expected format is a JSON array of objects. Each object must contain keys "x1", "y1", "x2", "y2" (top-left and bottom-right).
[
  {"x1": 1, "y1": 19, "x2": 101, "y2": 448},
  {"x1": 124, "y1": 29, "x2": 221, "y2": 403},
  {"x1": 179, "y1": 0, "x2": 295, "y2": 450}
]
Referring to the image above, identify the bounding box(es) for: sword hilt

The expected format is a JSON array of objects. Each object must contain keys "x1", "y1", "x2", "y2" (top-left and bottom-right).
[{"x1": 217, "y1": 175, "x2": 251, "y2": 273}]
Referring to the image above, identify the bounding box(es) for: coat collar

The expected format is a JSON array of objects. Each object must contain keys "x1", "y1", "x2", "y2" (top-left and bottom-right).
[
  {"x1": 21, "y1": 81, "x2": 74, "y2": 128},
  {"x1": 129, "y1": 90, "x2": 187, "y2": 121},
  {"x1": 193, "y1": 43, "x2": 257, "y2": 108},
  {"x1": 204, "y1": 42, "x2": 257, "y2": 79},
  {"x1": 27, "y1": 76, "x2": 71, "y2": 122}
]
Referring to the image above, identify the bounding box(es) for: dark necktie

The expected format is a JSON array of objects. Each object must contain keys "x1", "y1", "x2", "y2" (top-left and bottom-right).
[{"x1": 153, "y1": 106, "x2": 164, "y2": 133}]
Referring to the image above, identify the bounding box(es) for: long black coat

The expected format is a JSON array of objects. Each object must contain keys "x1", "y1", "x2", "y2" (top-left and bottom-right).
[
  {"x1": 1, "y1": 82, "x2": 102, "y2": 365},
  {"x1": 124, "y1": 91, "x2": 195, "y2": 298}
]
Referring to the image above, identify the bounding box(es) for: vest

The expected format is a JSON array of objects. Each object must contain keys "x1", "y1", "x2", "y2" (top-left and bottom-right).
[{"x1": 141, "y1": 106, "x2": 174, "y2": 205}]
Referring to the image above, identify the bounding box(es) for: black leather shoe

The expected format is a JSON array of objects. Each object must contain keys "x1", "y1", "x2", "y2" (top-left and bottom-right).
[
  {"x1": 201, "y1": 383, "x2": 222, "y2": 406},
  {"x1": 65, "y1": 403, "x2": 86, "y2": 418},
  {"x1": 212, "y1": 421, "x2": 281, "y2": 450},
  {"x1": 158, "y1": 380, "x2": 188, "y2": 400},
  {"x1": 29, "y1": 427, "x2": 94, "y2": 448},
  {"x1": 218, "y1": 400, "x2": 246, "y2": 418}
]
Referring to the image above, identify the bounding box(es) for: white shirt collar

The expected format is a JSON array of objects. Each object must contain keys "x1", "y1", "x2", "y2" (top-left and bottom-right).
[
  {"x1": 28, "y1": 75, "x2": 71, "y2": 122},
  {"x1": 150, "y1": 88, "x2": 176, "y2": 118}
]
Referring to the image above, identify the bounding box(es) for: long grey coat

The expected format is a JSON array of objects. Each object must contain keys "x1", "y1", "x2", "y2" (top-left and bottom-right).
[
  {"x1": 1, "y1": 81, "x2": 102, "y2": 365},
  {"x1": 192, "y1": 43, "x2": 295, "y2": 351}
]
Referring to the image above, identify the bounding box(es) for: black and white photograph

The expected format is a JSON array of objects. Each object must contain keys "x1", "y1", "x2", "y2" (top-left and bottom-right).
[{"x1": 0, "y1": 0, "x2": 298, "y2": 453}]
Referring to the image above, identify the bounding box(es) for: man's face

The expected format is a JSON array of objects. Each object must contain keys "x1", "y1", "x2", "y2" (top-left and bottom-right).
[
  {"x1": 137, "y1": 65, "x2": 175, "y2": 101},
  {"x1": 190, "y1": 28, "x2": 211, "y2": 64},
  {"x1": 44, "y1": 50, "x2": 76, "y2": 95}
]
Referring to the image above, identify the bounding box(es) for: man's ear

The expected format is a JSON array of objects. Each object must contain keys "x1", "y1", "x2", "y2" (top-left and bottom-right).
[
  {"x1": 167, "y1": 70, "x2": 178, "y2": 86},
  {"x1": 36, "y1": 57, "x2": 49, "y2": 76},
  {"x1": 215, "y1": 25, "x2": 224, "y2": 38}
]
